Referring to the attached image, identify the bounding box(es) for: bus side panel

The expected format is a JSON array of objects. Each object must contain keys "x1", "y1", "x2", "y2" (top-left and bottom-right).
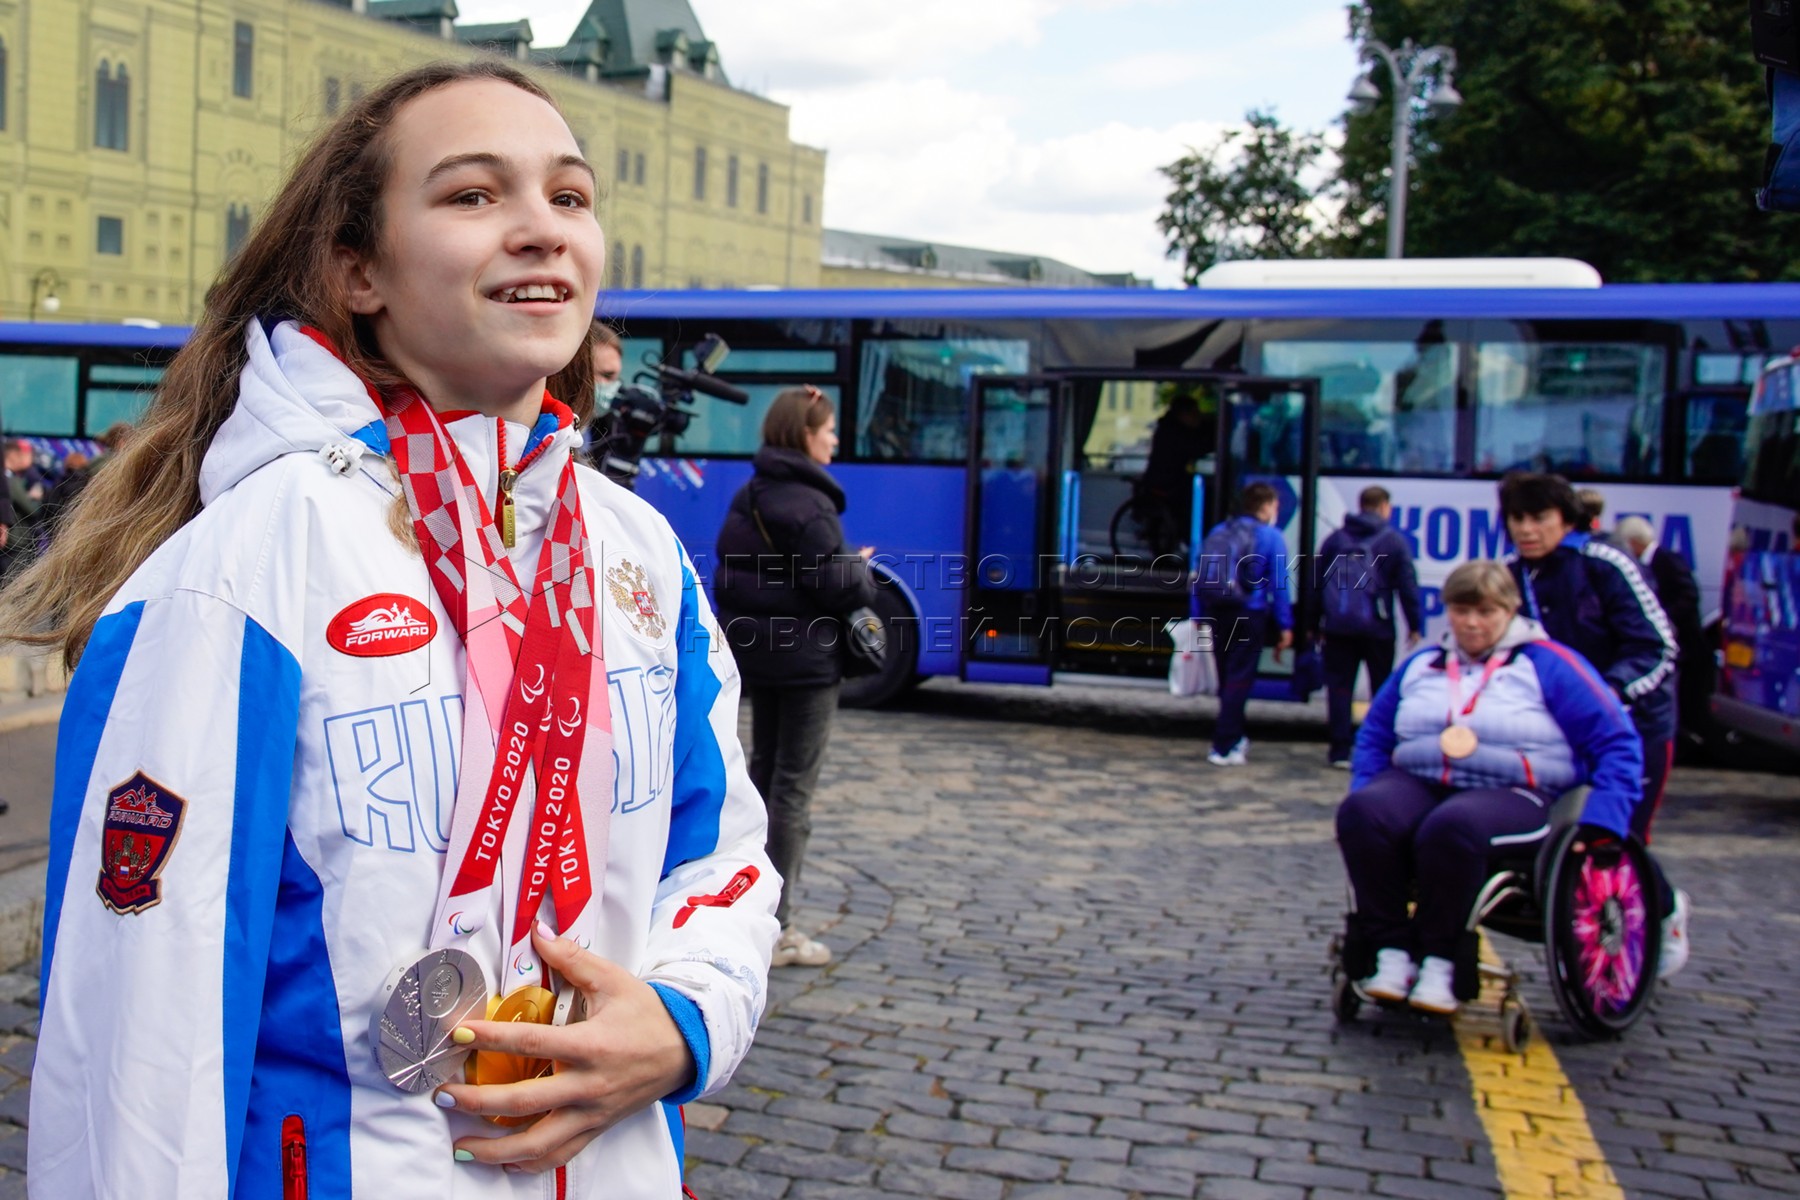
[
  {"x1": 636, "y1": 459, "x2": 967, "y2": 682},
  {"x1": 1315, "y1": 477, "x2": 1734, "y2": 635}
]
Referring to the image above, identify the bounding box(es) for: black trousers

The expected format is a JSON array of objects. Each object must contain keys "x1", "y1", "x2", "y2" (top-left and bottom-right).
[
  {"x1": 1209, "y1": 607, "x2": 1268, "y2": 754},
  {"x1": 1336, "y1": 768, "x2": 1551, "y2": 960},
  {"x1": 746, "y1": 682, "x2": 840, "y2": 927},
  {"x1": 1322, "y1": 633, "x2": 1397, "y2": 762}
]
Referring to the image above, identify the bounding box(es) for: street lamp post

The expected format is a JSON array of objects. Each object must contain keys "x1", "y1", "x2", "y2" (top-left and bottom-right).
[
  {"x1": 28, "y1": 268, "x2": 62, "y2": 322},
  {"x1": 1348, "y1": 39, "x2": 1462, "y2": 258}
]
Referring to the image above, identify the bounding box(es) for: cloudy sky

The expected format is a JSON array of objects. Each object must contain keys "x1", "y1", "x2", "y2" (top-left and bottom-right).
[{"x1": 452, "y1": 0, "x2": 1363, "y2": 286}]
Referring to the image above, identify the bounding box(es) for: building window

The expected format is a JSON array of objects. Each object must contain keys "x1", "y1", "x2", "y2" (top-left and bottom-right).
[
  {"x1": 0, "y1": 39, "x2": 9, "y2": 132},
  {"x1": 611, "y1": 241, "x2": 625, "y2": 288},
  {"x1": 756, "y1": 163, "x2": 769, "y2": 215},
  {"x1": 226, "y1": 205, "x2": 252, "y2": 258},
  {"x1": 802, "y1": 192, "x2": 813, "y2": 225},
  {"x1": 233, "y1": 22, "x2": 254, "y2": 98},
  {"x1": 630, "y1": 245, "x2": 644, "y2": 289},
  {"x1": 616, "y1": 148, "x2": 629, "y2": 186},
  {"x1": 634, "y1": 153, "x2": 645, "y2": 185},
  {"x1": 349, "y1": 81, "x2": 365, "y2": 104},
  {"x1": 726, "y1": 155, "x2": 738, "y2": 208},
  {"x1": 95, "y1": 61, "x2": 130, "y2": 151},
  {"x1": 97, "y1": 216, "x2": 124, "y2": 255},
  {"x1": 325, "y1": 76, "x2": 340, "y2": 116},
  {"x1": 693, "y1": 147, "x2": 706, "y2": 200}
]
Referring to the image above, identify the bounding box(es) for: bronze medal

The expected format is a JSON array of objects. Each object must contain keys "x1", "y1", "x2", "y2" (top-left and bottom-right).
[
  {"x1": 468, "y1": 984, "x2": 557, "y2": 1126},
  {"x1": 1439, "y1": 724, "x2": 1479, "y2": 759}
]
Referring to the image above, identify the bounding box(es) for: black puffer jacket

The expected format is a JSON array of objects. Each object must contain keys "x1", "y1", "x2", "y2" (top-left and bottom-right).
[{"x1": 714, "y1": 447, "x2": 877, "y2": 687}]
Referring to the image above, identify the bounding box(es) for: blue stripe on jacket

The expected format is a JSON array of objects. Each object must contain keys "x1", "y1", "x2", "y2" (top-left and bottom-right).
[
  {"x1": 662, "y1": 544, "x2": 728, "y2": 877},
  {"x1": 225, "y1": 618, "x2": 339, "y2": 1198},
  {"x1": 41, "y1": 601, "x2": 146, "y2": 1001},
  {"x1": 1518, "y1": 642, "x2": 1644, "y2": 838}
]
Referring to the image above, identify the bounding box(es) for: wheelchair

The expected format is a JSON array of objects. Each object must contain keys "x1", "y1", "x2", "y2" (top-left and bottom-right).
[{"x1": 1329, "y1": 789, "x2": 1662, "y2": 1052}]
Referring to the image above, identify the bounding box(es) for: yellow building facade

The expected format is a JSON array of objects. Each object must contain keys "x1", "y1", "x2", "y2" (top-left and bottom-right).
[{"x1": 0, "y1": 0, "x2": 826, "y2": 326}]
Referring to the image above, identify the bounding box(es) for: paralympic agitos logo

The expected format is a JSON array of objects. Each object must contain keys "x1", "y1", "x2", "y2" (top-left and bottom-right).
[{"x1": 328, "y1": 594, "x2": 437, "y2": 657}]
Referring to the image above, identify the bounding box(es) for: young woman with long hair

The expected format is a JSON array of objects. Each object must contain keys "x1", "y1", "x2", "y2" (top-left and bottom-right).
[
  {"x1": 712, "y1": 386, "x2": 875, "y2": 968},
  {"x1": 5, "y1": 61, "x2": 777, "y2": 1196}
]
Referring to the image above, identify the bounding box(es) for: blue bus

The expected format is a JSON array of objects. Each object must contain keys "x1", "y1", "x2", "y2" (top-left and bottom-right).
[
  {"x1": 4, "y1": 271, "x2": 1798, "y2": 714},
  {"x1": 1717, "y1": 354, "x2": 1800, "y2": 753}
]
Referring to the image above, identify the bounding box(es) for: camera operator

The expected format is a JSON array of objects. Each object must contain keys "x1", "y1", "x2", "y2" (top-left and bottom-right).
[
  {"x1": 587, "y1": 331, "x2": 746, "y2": 488},
  {"x1": 591, "y1": 320, "x2": 624, "y2": 402}
]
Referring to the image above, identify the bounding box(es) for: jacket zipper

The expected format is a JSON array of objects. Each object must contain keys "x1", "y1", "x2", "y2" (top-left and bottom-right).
[
  {"x1": 495, "y1": 417, "x2": 553, "y2": 550},
  {"x1": 281, "y1": 1114, "x2": 309, "y2": 1200}
]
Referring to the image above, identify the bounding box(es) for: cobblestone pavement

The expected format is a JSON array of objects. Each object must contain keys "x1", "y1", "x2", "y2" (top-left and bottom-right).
[
  {"x1": 683, "y1": 680, "x2": 1800, "y2": 1200},
  {"x1": 0, "y1": 681, "x2": 1796, "y2": 1198}
]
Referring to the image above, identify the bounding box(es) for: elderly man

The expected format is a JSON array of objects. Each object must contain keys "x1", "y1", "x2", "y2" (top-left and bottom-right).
[{"x1": 1615, "y1": 515, "x2": 1710, "y2": 749}]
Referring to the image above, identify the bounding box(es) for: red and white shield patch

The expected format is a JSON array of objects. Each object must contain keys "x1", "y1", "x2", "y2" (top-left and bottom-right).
[{"x1": 97, "y1": 772, "x2": 186, "y2": 915}]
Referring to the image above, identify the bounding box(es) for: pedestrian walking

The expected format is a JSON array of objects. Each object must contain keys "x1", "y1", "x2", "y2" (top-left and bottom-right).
[
  {"x1": 1194, "y1": 480, "x2": 1293, "y2": 766},
  {"x1": 714, "y1": 386, "x2": 876, "y2": 967},
  {"x1": 1500, "y1": 471, "x2": 1690, "y2": 977},
  {"x1": 0, "y1": 61, "x2": 776, "y2": 1196},
  {"x1": 1314, "y1": 485, "x2": 1423, "y2": 768}
]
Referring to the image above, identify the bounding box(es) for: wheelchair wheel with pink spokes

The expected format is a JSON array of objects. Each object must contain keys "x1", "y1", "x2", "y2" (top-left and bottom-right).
[{"x1": 1542, "y1": 824, "x2": 1661, "y2": 1038}]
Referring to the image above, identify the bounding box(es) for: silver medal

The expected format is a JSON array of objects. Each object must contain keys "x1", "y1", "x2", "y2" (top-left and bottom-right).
[{"x1": 372, "y1": 947, "x2": 488, "y2": 1094}]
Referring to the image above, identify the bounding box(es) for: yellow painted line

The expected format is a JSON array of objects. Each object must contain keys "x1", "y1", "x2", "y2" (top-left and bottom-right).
[{"x1": 1455, "y1": 932, "x2": 1625, "y2": 1200}]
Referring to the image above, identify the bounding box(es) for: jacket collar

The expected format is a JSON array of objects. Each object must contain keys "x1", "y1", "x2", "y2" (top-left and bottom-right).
[{"x1": 753, "y1": 445, "x2": 845, "y2": 512}]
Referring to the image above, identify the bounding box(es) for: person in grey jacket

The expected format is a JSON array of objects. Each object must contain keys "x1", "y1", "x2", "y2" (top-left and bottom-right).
[{"x1": 715, "y1": 386, "x2": 875, "y2": 966}]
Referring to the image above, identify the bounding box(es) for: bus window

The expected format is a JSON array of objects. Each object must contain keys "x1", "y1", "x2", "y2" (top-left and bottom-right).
[
  {"x1": 1743, "y1": 402, "x2": 1800, "y2": 506},
  {"x1": 1474, "y1": 342, "x2": 1665, "y2": 478},
  {"x1": 1684, "y1": 391, "x2": 1750, "y2": 483},
  {"x1": 86, "y1": 363, "x2": 165, "y2": 434},
  {"x1": 0, "y1": 355, "x2": 80, "y2": 435},
  {"x1": 682, "y1": 347, "x2": 836, "y2": 374},
  {"x1": 1261, "y1": 340, "x2": 1456, "y2": 473},
  {"x1": 672, "y1": 383, "x2": 841, "y2": 456},
  {"x1": 855, "y1": 338, "x2": 1029, "y2": 463}
]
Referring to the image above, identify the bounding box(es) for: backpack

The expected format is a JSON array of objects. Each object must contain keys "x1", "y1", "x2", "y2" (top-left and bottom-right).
[
  {"x1": 1194, "y1": 517, "x2": 1261, "y2": 607},
  {"x1": 1320, "y1": 528, "x2": 1388, "y2": 636}
]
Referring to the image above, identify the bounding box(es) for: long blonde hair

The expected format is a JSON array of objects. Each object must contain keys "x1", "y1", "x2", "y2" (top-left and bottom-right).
[{"x1": 0, "y1": 61, "x2": 597, "y2": 668}]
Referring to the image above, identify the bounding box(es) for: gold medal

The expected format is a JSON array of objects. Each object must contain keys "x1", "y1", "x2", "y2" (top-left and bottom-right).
[
  {"x1": 1439, "y1": 724, "x2": 1479, "y2": 759},
  {"x1": 467, "y1": 984, "x2": 557, "y2": 1126}
]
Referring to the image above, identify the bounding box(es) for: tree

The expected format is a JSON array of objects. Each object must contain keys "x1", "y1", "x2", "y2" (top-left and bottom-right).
[
  {"x1": 1157, "y1": 109, "x2": 1334, "y2": 284},
  {"x1": 1335, "y1": 0, "x2": 1800, "y2": 280}
]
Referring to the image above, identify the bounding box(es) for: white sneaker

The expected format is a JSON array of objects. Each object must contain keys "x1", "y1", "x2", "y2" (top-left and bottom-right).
[
  {"x1": 1658, "y1": 889, "x2": 1691, "y2": 981},
  {"x1": 772, "y1": 926, "x2": 832, "y2": 968},
  {"x1": 1358, "y1": 947, "x2": 1417, "y2": 1003},
  {"x1": 1208, "y1": 738, "x2": 1248, "y2": 767},
  {"x1": 1408, "y1": 955, "x2": 1459, "y2": 1014}
]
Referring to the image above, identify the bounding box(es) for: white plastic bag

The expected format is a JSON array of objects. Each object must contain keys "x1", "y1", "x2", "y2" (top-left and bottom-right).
[{"x1": 1165, "y1": 618, "x2": 1218, "y2": 697}]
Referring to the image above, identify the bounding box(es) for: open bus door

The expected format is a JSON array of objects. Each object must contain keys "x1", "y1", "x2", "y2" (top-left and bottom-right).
[
  {"x1": 964, "y1": 376, "x2": 1064, "y2": 684},
  {"x1": 964, "y1": 371, "x2": 1319, "y2": 690}
]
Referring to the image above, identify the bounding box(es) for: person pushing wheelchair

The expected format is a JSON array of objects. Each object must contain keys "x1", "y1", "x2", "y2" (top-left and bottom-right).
[{"x1": 1334, "y1": 560, "x2": 1643, "y2": 1015}]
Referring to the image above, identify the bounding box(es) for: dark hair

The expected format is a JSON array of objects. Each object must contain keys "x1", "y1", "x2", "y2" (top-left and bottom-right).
[
  {"x1": 762, "y1": 386, "x2": 834, "y2": 453},
  {"x1": 1238, "y1": 481, "x2": 1278, "y2": 516},
  {"x1": 1358, "y1": 485, "x2": 1390, "y2": 513},
  {"x1": 589, "y1": 320, "x2": 622, "y2": 352},
  {"x1": 1497, "y1": 471, "x2": 1581, "y2": 525}
]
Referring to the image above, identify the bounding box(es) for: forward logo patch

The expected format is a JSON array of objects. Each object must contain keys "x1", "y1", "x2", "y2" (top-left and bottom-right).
[
  {"x1": 328, "y1": 594, "x2": 437, "y2": 657},
  {"x1": 98, "y1": 772, "x2": 186, "y2": 915}
]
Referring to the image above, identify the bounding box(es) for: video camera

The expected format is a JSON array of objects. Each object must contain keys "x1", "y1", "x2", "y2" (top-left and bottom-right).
[
  {"x1": 589, "y1": 332, "x2": 748, "y2": 487},
  {"x1": 1754, "y1": 1, "x2": 1800, "y2": 211}
]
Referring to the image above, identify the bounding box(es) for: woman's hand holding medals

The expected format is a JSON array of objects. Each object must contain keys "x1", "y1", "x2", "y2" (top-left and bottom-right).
[{"x1": 435, "y1": 921, "x2": 695, "y2": 1174}]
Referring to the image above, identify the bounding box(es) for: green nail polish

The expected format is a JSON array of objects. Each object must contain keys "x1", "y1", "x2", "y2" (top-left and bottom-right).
[{"x1": 454, "y1": 1149, "x2": 475, "y2": 1163}]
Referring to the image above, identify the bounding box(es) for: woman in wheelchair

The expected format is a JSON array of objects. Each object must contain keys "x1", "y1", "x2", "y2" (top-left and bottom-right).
[{"x1": 1336, "y1": 560, "x2": 1643, "y2": 1016}]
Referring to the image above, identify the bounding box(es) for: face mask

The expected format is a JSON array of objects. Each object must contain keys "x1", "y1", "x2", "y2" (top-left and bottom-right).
[{"x1": 595, "y1": 380, "x2": 622, "y2": 404}]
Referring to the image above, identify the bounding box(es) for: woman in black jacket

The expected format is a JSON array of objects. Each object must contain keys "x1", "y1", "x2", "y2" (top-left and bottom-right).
[{"x1": 715, "y1": 386, "x2": 875, "y2": 966}]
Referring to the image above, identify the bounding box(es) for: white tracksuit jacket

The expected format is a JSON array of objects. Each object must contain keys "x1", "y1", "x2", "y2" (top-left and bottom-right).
[{"x1": 28, "y1": 320, "x2": 780, "y2": 1198}]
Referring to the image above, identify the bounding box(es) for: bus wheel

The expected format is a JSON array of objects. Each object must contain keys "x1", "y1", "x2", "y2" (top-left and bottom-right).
[{"x1": 838, "y1": 581, "x2": 919, "y2": 709}]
